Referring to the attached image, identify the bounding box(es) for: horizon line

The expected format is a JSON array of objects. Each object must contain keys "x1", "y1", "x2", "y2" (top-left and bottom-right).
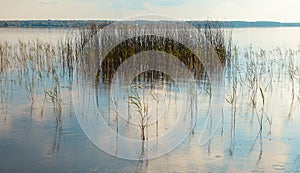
[{"x1": 0, "y1": 19, "x2": 300, "y2": 23}]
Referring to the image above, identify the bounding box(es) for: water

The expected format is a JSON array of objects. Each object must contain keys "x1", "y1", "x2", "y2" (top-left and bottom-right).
[
  {"x1": 1, "y1": 26, "x2": 300, "y2": 172},
  {"x1": 0, "y1": 28, "x2": 68, "y2": 44},
  {"x1": 230, "y1": 27, "x2": 300, "y2": 49}
]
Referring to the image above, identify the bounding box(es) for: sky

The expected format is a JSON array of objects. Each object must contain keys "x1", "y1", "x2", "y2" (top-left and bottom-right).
[{"x1": 0, "y1": 0, "x2": 300, "y2": 22}]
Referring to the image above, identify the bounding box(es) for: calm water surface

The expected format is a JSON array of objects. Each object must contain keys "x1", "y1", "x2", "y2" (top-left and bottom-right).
[{"x1": 0, "y1": 27, "x2": 300, "y2": 172}]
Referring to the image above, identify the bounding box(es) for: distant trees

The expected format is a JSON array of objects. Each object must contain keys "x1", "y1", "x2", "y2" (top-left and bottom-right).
[
  {"x1": 0, "y1": 20, "x2": 113, "y2": 28},
  {"x1": 0, "y1": 20, "x2": 299, "y2": 28}
]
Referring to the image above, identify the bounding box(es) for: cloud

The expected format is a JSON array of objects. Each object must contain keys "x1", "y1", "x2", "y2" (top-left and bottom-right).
[
  {"x1": 150, "y1": 0, "x2": 186, "y2": 7},
  {"x1": 111, "y1": 0, "x2": 187, "y2": 11},
  {"x1": 40, "y1": 0, "x2": 59, "y2": 5},
  {"x1": 0, "y1": 0, "x2": 299, "y2": 21}
]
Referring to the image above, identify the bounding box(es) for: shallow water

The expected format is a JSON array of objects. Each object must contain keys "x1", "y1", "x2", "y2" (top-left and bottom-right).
[{"x1": 0, "y1": 27, "x2": 300, "y2": 172}]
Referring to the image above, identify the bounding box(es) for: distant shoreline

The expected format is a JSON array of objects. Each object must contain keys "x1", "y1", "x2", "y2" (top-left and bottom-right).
[{"x1": 0, "y1": 20, "x2": 300, "y2": 28}]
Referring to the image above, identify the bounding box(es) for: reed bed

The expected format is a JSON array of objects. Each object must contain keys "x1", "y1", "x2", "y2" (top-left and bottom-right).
[{"x1": 0, "y1": 22, "x2": 299, "y2": 159}]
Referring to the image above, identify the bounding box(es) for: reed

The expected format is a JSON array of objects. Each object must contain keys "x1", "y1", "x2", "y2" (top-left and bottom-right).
[
  {"x1": 45, "y1": 68, "x2": 62, "y2": 125},
  {"x1": 111, "y1": 97, "x2": 119, "y2": 134},
  {"x1": 150, "y1": 91, "x2": 159, "y2": 137},
  {"x1": 129, "y1": 86, "x2": 150, "y2": 141},
  {"x1": 1, "y1": 22, "x2": 300, "y2": 158}
]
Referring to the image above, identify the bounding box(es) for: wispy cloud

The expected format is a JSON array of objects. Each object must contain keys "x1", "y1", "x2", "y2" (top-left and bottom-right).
[
  {"x1": 0, "y1": 0, "x2": 299, "y2": 21},
  {"x1": 111, "y1": 0, "x2": 187, "y2": 10},
  {"x1": 40, "y1": 0, "x2": 59, "y2": 5},
  {"x1": 150, "y1": 0, "x2": 186, "y2": 7}
]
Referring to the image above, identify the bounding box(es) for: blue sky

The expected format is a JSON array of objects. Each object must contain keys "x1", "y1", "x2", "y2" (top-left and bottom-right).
[{"x1": 0, "y1": 0, "x2": 299, "y2": 22}]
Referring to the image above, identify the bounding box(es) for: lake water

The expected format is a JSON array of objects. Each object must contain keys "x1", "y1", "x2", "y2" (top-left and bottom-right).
[{"x1": 0, "y1": 26, "x2": 300, "y2": 172}]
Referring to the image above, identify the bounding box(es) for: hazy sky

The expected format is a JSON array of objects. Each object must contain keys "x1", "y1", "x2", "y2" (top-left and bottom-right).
[{"x1": 0, "y1": 0, "x2": 299, "y2": 22}]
